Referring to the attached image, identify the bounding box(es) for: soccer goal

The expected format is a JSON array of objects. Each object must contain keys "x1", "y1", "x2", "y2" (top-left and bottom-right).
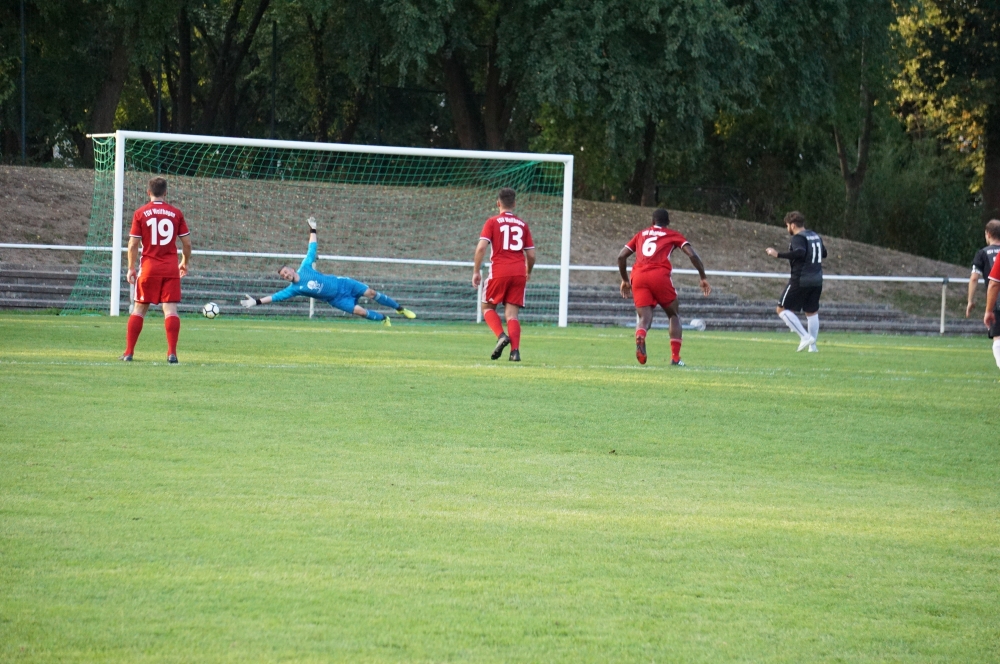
[{"x1": 65, "y1": 131, "x2": 574, "y2": 325}]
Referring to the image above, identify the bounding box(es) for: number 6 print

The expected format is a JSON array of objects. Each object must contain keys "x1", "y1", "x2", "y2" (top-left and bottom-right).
[{"x1": 642, "y1": 236, "x2": 657, "y2": 256}]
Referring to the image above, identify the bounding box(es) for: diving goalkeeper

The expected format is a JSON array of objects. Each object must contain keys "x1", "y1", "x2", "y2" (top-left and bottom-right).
[{"x1": 240, "y1": 218, "x2": 416, "y2": 325}]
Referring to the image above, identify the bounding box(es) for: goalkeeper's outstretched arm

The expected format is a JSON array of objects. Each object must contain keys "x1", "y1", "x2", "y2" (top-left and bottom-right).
[{"x1": 242, "y1": 217, "x2": 316, "y2": 308}]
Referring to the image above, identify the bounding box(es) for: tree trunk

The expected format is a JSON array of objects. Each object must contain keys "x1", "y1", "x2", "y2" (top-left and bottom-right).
[
  {"x1": 84, "y1": 28, "x2": 135, "y2": 167},
  {"x1": 833, "y1": 86, "x2": 874, "y2": 239},
  {"x1": 307, "y1": 13, "x2": 330, "y2": 142},
  {"x1": 627, "y1": 119, "x2": 658, "y2": 207},
  {"x1": 441, "y1": 50, "x2": 482, "y2": 150},
  {"x1": 482, "y1": 40, "x2": 514, "y2": 150},
  {"x1": 195, "y1": 0, "x2": 272, "y2": 134},
  {"x1": 983, "y1": 102, "x2": 1000, "y2": 221},
  {"x1": 177, "y1": 6, "x2": 193, "y2": 133}
]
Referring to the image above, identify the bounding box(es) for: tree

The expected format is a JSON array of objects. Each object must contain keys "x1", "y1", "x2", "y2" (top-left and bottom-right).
[
  {"x1": 895, "y1": 0, "x2": 1000, "y2": 219},
  {"x1": 531, "y1": 0, "x2": 765, "y2": 205}
]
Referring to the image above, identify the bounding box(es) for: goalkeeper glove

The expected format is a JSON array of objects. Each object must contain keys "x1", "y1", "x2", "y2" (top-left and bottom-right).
[
  {"x1": 307, "y1": 217, "x2": 317, "y2": 231},
  {"x1": 241, "y1": 294, "x2": 260, "y2": 308}
]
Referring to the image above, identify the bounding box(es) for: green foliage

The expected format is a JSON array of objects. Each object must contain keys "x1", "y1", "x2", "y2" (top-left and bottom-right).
[
  {"x1": 791, "y1": 120, "x2": 979, "y2": 264},
  {"x1": 0, "y1": 0, "x2": 988, "y2": 263},
  {"x1": 894, "y1": 0, "x2": 1000, "y2": 193},
  {"x1": 2, "y1": 315, "x2": 999, "y2": 661}
]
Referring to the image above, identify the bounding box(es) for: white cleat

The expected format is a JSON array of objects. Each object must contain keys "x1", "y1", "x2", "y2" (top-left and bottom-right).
[
  {"x1": 797, "y1": 335, "x2": 816, "y2": 352},
  {"x1": 808, "y1": 344, "x2": 818, "y2": 353}
]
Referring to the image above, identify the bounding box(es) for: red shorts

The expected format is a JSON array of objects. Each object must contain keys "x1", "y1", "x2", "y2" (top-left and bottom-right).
[
  {"x1": 631, "y1": 270, "x2": 676, "y2": 309},
  {"x1": 483, "y1": 274, "x2": 526, "y2": 308},
  {"x1": 135, "y1": 274, "x2": 182, "y2": 304}
]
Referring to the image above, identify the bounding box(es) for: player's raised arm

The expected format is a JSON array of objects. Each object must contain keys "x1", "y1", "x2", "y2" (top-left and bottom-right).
[
  {"x1": 681, "y1": 244, "x2": 711, "y2": 296},
  {"x1": 617, "y1": 245, "x2": 634, "y2": 298}
]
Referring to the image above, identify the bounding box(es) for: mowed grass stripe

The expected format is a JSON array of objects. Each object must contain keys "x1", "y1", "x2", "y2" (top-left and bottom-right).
[{"x1": 1, "y1": 314, "x2": 998, "y2": 662}]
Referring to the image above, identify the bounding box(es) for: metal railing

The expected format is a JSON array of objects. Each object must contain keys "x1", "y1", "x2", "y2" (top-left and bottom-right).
[{"x1": 0, "y1": 242, "x2": 982, "y2": 334}]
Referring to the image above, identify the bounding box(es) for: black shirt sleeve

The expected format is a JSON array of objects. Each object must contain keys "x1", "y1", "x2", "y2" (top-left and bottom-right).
[
  {"x1": 778, "y1": 235, "x2": 807, "y2": 260},
  {"x1": 972, "y1": 248, "x2": 986, "y2": 276}
]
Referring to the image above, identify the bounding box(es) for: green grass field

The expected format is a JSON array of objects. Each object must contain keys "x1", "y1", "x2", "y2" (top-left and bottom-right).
[{"x1": 2, "y1": 313, "x2": 998, "y2": 662}]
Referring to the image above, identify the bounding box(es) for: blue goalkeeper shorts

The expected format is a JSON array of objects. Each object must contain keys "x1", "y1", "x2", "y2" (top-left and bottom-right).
[{"x1": 329, "y1": 277, "x2": 369, "y2": 313}]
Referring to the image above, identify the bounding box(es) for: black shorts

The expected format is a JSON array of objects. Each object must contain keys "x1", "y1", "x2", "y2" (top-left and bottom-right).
[
  {"x1": 779, "y1": 282, "x2": 821, "y2": 313},
  {"x1": 990, "y1": 307, "x2": 1000, "y2": 339}
]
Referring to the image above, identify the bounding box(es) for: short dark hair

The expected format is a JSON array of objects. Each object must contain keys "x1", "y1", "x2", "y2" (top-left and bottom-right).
[
  {"x1": 498, "y1": 187, "x2": 516, "y2": 208},
  {"x1": 652, "y1": 208, "x2": 670, "y2": 226},
  {"x1": 783, "y1": 211, "x2": 806, "y2": 227},
  {"x1": 148, "y1": 177, "x2": 167, "y2": 198},
  {"x1": 986, "y1": 219, "x2": 1000, "y2": 241}
]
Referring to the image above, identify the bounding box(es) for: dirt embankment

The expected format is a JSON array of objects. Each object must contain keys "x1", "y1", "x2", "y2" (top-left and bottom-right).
[{"x1": 0, "y1": 165, "x2": 976, "y2": 313}]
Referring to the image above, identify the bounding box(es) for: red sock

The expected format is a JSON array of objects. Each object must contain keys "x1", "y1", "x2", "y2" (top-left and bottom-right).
[
  {"x1": 670, "y1": 338, "x2": 682, "y2": 362},
  {"x1": 636, "y1": 328, "x2": 647, "y2": 341},
  {"x1": 483, "y1": 309, "x2": 505, "y2": 338},
  {"x1": 165, "y1": 315, "x2": 180, "y2": 356},
  {"x1": 508, "y1": 319, "x2": 521, "y2": 350},
  {"x1": 124, "y1": 314, "x2": 144, "y2": 355}
]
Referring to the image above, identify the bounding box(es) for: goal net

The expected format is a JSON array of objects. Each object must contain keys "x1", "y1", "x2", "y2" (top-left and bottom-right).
[{"x1": 64, "y1": 131, "x2": 574, "y2": 325}]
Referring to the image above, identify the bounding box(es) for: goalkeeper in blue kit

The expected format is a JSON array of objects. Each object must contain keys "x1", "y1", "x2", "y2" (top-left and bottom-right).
[{"x1": 240, "y1": 218, "x2": 416, "y2": 325}]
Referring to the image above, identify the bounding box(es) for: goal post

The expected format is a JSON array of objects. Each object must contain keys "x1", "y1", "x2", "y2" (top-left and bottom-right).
[{"x1": 67, "y1": 130, "x2": 574, "y2": 326}]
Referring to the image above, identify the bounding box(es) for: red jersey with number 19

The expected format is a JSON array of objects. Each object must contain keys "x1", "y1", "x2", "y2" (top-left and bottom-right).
[
  {"x1": 625, "y1": 226, "x2": 689, "y2": 277},
  {"x1": 129, "y1": 201, "x2": 190, "y2": 278},
  {"x1": 480, "y1": 211, "x2": 534, "y2": 278}
]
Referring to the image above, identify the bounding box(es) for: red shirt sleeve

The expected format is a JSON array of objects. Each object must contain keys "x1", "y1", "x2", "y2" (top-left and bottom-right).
[
  {"x1": 129, "y1": 210, "x2": 142, "y2": 238},
  {"x1": 990, "y1": 255, "x2": 1000, "y2": 282},
  {"x1": 176, "y1": 212, "x2": 190, "y2": 237},
  {"x1": 522, "y1": 224, "x2": 534, "y2": 250},
  {"x1": 625, "y1": 232, "x2": 639, "y2": 253},
  {"x1": 480, "y1": 218, "x2": 494, "y2": 243},
  {"x1": 671, "y1": 230, "x2": 689, "y2": 250}
]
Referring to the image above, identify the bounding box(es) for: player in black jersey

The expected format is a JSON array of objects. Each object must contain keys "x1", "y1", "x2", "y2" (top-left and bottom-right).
[
  {"x1": 766, "y1": 211, "x2": 826, "y2": 352},
  {"x1": 966, "y1": 220, "x2": 1000, "y2": 331}
]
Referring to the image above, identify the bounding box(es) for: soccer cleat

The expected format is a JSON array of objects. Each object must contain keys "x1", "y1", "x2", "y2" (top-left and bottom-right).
[
  {"x1": 491, "y1": 333, "x2": 511, "y2": 360},
  {"x1": 671, "y1": 359, "x2": 686, "y2": 367},
  {"x1": 382, "y1": 316, "x2": 392, "y2": 328},
  {"x1": 119, "y1": 353, "x2": 133, "y2": 362},
  {"x1": 808, "y1": 344, "x2": 818, "y2": 353},
  {"x1": 509, "y1": 349, "x2": 521, "y2": 362},
  {"x1": 635, "y1": 338, "x2": 647, "y2": 365},
  {"x1": 797, "y1": 335, "x2": 816, "y2": 352},
  {"x1": 397, "y1": 307, "x2": 416, "y2": 319},
  {"x1": 167, "y1": 354, "x2": 178, "y2": 364}
]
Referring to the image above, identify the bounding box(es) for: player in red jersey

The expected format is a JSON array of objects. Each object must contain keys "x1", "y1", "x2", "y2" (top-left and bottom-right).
[
  {"x1": 618, "y1": 208, "x2": 711, "y2": 366},
  {"x1": 120, "y1": 177, "x2": 192, "y2": 364},
  {"x1": 984, "y1": 254, "x2": 1000, "y2": 369},
  {"x1": 472, "y1": 187, "x2": 535, "y2": 362}
]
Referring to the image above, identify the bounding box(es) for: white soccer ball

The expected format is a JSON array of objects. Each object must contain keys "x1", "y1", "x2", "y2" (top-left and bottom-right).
[
  {"x1": 689, "y1": 318, "x2": 706, "y2": 331},
  {"x1": 202, "y1": 302, "x2": 220, "y2": 319}
]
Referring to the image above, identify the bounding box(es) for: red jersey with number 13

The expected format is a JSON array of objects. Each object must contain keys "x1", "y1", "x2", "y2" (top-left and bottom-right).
[
  {"x1": 625, "y1": 226, "x2": 689, "y2": 277},
  {"x1": 129, "y1": 201, "x2": 190, "y2": 278},
  {"x1": 480, "y1": 211, "x2": 534, "y2": 278}
]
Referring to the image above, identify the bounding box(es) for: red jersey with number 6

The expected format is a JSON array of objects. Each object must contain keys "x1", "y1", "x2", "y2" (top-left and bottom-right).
[
  {"x1": 625, "y1": 226, "x2": 689, "y2": 277},
  {"x1": 480, "y1": 211, "x2": 534, "y2": 279},
  {"x1": 129, "y1": 201, "x2": 190, "y2": 278}
]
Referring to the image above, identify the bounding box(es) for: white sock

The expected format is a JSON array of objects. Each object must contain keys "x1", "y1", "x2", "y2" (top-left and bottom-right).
[
  {"x1": 779, "y1": 310, "x2": 809, "y2": 340},
  {"x1": 807, "y1": 314, "x2": 819, "y2": 343},
  {"x1": 993, "y1": 339, "x2": 1000, "y2": 370}
]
